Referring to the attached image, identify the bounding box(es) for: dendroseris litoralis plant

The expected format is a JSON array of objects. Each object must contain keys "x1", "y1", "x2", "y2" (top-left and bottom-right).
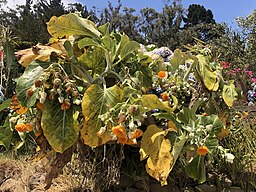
[{"x1": 3, "y1": 13, "x2": 239, "y2": 189}]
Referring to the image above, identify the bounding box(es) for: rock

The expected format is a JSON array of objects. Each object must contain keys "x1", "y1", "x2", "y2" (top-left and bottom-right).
[{"x1": 195, "y1": 184, "x2": 217, "y2": 192}]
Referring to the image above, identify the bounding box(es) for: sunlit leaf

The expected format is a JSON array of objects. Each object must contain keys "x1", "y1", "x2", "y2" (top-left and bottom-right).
[
  {"x1": 142, "y1": 94, "x2": 174, "y2": 113},
  {"x1": 15, "y1": 45, "x2": 62, "y2": 67},
  {"x1": 41, "y1": 100, "x2": 79, "y2": 153},
  {"x1": 139, "y1": 125, "x2": 173, "y2": 185},
  {"x1": 81, "y1": 84, "x2": 123, "y2": 147},
  {"x1": 78, "y1": 47, "x2": 105, "y2": 75},
  {"x1": 119, "y1": 41, "x2": 140, "y2": 61},
  {"x1": 196, "y1": 54, "x2": 219, "y2": 91},
  {"x1": 222, "y1": 83, "x2": 238, "y2": 107},
  {"x1": 47, "y1": 13, "x2": 101, "y2": 39}
]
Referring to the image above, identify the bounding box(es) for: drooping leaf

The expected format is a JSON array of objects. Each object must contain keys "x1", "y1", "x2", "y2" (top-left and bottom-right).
[
  {"x1": 0, "y1": 121, "x2": 13, "y2": 150},
  {"x1": 0, "y1": 99, "x2": 11, "y2": 112},
  {"x1": 16, "y1": 61, "x2": 44, "y2": 108},
  {"x1": 41, "y1": 100, "x2": 79, "y2": 153},
  {"x1": 185, "y1": 155, "x2": 206, "y2": 183},
  {"x1": 142, "y1": 94, "x2": 174, "y2": 113},
  {"x1": 196, "y1": 54, "x2": 219, "y2": 91},
  {"x1": 222, "y1": 84, "x2": 238, "y2": 107},
  {"x1": 139, "y1": 125, "x2": 173, "y2": 185},
  {"x1": 81, "y1": 84, "x2": 123, "y2": 147},
  {"x1": 47, "y1": 13, "x2": 101, "y2": 39},
  {"x1": 15, "y1": 45, "x2": 63, "y2": 67}
]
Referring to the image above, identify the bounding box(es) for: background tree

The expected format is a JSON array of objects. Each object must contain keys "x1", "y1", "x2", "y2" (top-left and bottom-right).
[{"x1": 183, "y1": 4, "x2": 215, "y2": 27}]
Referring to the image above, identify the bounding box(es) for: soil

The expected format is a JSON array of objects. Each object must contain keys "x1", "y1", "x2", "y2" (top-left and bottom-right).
[
  {"x1": 0, "y1": 155, "x2": 77, "y2": 192},
  {"x1": 0, "y1": 155, "x2": 248, "y2": 192}
]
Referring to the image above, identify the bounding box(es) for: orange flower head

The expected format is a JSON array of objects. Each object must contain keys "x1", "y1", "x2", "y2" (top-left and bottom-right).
[
  {"x1": 37, "y1": 102, "x2": 44, "y2": 110},
  {"x1": 61, "y1": 100, "x2": 71, "y2": 111},
  {"x1": 196, "y1": 146, "x2": 209, "y2": 156},
  {"x1": 118, "y1": 136, "x2": 128, "y2": 144},
  {"x1": 158, "y1": 71, "x2": 167, "y2": 79},
  {"x1": 112, "y1": 125, "x2": 127, "y2": 138},
  {"x1": 161, "y1": 93, "x2": 169, "y2": 101},
  {"x1": 15, "y1": 123, "x2": 33, "y2": 132},
  {"x1": 131, "y1": 129, "x2": 143, "y2": 139}
]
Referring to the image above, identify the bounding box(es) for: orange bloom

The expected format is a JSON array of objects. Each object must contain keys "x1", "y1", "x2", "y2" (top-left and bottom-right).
[
  {"x1": 158, "y1": 71, "x2": 167, "y2": 79},
  {"x1": 15, "y1": 123, "x2": 33, "y2": 132},
  {"x1": 196, "y1": 146, "x2": 209, "y2": 156},
  {"x1": 161, "y1": 93, "x2": 169, "y2": 101},
  {"x1": 112, "y1": 125, "x2": 128, "y2": 144},
  {"x1": 10, "y1": 95, "x2": 28, "y2": 114},
  {"x1": 37, "y1": 102, "x2": 44, "y2": 110},
  {"x1": 112, "y1": 125, "x2": 127, "y2": 138},
  {"x1": 131, "y1": 129, "x2": 143, "y2": 139},
  {"x1": 61, "y1": 100, "x2": 71, "y2": 111},
  {"x1": 118, "y1": 137, "x2": 128, "y2": 144}
]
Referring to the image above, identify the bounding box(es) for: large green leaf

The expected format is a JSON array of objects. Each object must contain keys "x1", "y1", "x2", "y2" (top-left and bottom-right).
[
  {"x1": 185, "y1": 155, "x2": 206, "y2": 183},
  {"x1": 119, "y1": 41, "x2": 140, "y2": 61},
  {"x1": 16, "y1": 61, "x2": 44, "y2": 107},
  {"x1": 0, "y1": 121, "x2": 13, "y2": 150},
  {"x1": 196, "y1": 54, "x2": 219, "y2": 91},
  {"x1": 41, "y1": 100, "x2": 79, "y2": 153},
  {"x1": 78, "y1": 47, "x2": 105, "y2": 75},
  {"x1": 142, "y1": 94, "x2": 174, "y2": 113},
  {"x1": 139, "y1": 125, "x2": 173, "y2": 185},
  {"x1": 78, "y1": 38, "x2": 101, "y2": 49},
  {"x1": 222, "y1": 83, "x2": 238, "y2": 107},
  {"x1": 47, "y1": 13, "x2": 101, "y2": 39},
  {"x1": 81, "y1": 84, "x2": 123, "y2": 147}
]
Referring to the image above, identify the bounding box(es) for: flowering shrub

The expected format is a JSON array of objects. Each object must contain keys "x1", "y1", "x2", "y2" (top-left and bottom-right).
[{"x1": 0, "y1": 13, "x2": 241, "y2": 189}]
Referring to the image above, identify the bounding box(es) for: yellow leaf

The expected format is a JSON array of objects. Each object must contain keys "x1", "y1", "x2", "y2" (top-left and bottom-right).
[
  {"x1": 139, "y1": 125, "x2": 173, "y2": 185},
  {"x1": 81, "y1": 84, "x2": 123, "y2": 147},
  {"x1": 47, "y1": 13, "x2": 101, "y2": 39},
  {"x1": 222, "y1": 84, "x2": 238, "y2": 107},
  {"x1": 197, "y1": 54, "x2": 219, "y2": 91},
  {"x1": 81, "y1": 119, "x2": 112, "y2": 147},
  {"x1": 15, "y1": 45, "x2": 63, "y2": 67},
  {"x1": 142, "y1": 94, "x2": 174, "y2": 113}
]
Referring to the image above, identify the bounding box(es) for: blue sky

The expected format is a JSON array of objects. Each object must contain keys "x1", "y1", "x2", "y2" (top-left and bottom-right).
[
  {"x1": 7, "y1": 0, "x2": 256, "y2": 28},
  {"x1": 79, "y1": 0, "x2": 256, "y2": 28}
]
